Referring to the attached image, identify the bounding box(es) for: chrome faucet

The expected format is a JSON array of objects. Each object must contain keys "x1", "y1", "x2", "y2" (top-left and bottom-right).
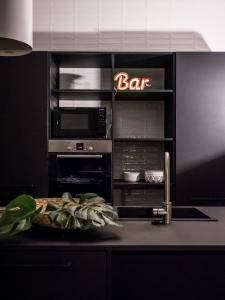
[{"x1": 152, "y1": 152, "x2": 172, "y2": 224}]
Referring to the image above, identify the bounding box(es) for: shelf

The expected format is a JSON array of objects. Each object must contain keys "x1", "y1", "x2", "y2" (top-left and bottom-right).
[
  {"x1": 56, "y1": 178, "x2": 102, "y2": 185},
  {"x1": 51, "y1": 89, "x2": 173, "y2": 101},
  {"x1": 52, "y1": 89, "x2": 112, "y2": 93},
  {"x1": 51, "y1": 89, "x2": 112, "y2": 100},
  {"x1": 114, "y1": 138, "x2": 174, "y2": 142},
  {"x1": 49, "y1": 137, "x2": 112, "y2": 141},
  {"x1": 113, "y1": 179, "x2": 164, "y2": 189},
  {"x1": 114, "y1": 90, "x2": 173, "y2": 101}
]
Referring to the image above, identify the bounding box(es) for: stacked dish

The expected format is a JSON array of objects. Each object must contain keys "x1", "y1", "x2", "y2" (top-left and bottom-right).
[{"x1": 144, "y1": 170, "x2": 164, "y2": 183}]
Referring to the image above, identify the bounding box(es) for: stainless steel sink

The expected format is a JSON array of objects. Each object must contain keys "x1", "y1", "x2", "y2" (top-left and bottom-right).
[{"x1": 117, "y1": 206, "x2": 217, "y2": 221}]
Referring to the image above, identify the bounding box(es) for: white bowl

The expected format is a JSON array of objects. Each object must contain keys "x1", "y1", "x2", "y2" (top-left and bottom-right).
[
  {"x1": 144, "y1": 170, "x2": 164, "y2": 183},
  {"x1": 123, "y1": 172, "x2": 140, "y2": 182}
]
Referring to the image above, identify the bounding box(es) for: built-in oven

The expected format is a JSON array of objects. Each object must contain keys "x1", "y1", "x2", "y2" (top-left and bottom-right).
[
  {"x1": 48, "y1": 140, "x2": 112, "y2": 202},
  {"x1": 52, "y1": 107, "x2": 106, "y2": 138}
]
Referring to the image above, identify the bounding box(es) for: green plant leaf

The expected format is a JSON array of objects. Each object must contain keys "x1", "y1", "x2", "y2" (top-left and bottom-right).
[
  {"x1": 0, "y1": 193, "x2": 122, "y2": 234},
  {"x1": 35, "y1": 193, "x2": 122, "y2": 231},
  {"x1": 10, "y1": 218, "x2": 32, "y2": 236},
  {"x1": 46, "y1": 202, "x2": 59, "y2": 211},
  {"x1": 75, "y1": 207, "x2": 89, "y2": 220},
  {"x1": 0, "y1": 194, "x2": 36, "y2": 225},
  {"x1": 62, "y1": 192, "x2": 73, "y2": 203},
  {"x1": 78, "y1": 193, "x2": 98, "y2": 204},
  {"x1": 64, "y1": 205, "x2": 80, "y2": 217},
  {"x1": 0, "y1": 224, "x2": 14, "y2": 234},
  {"x1": 0, "y1": 194, "x2": 38, "y2": 235},
  {"x1": 73, "y1": 218, "x2": 82, "y2": 229},
  {"x1": 102, "y1": 214, "x2": 123, "y2": 227},
  {"x1": 88, "y1": 210, "x2": 105, "y2": 225}
]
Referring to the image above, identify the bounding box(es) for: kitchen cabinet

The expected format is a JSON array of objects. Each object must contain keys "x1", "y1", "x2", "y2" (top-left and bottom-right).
[
  {"x1": 111, "y1": 251, "x2": 225, "y2": 300},
  {"x1": 0, "y1": 52, "x2": 49, "y2": 204},
  {"x1": 49, "y1": 52, "x2": 175, "y2": 206},
  {"x1": 0, "y1": 251, "x2": 107, "y2": 300},
  {"x1": 2, "y1": 248, "x2": 225, "y2": 300},
  {"x1": 3, "y1": 51, "x2": 225, "y2": 206},
  {"x1": 176, "y1": 53, "x2": 225, "y2": 205}
]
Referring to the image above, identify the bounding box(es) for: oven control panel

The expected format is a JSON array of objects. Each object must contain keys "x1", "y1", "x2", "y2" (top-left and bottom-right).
[
  {"x1": 49, "y1": 140, "x2": 112, "y2": 153},
  {"x1": 66, "y1": 143, "x2": 94, "y2": 152},
  {"x1": 76, "y1": 143, "x2": 85, "y2": 151}
]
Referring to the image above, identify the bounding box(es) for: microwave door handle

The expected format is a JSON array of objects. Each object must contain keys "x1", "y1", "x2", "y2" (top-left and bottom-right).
[{"x1": 56, "y1": 154, "x2": 103, "y2": 159}]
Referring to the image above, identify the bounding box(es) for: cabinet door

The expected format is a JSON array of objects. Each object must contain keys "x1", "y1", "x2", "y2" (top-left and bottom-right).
[
  {"x1": 0, "y1": 251, "x2": 106, "y2": 300},
  {"x1": 112, "y1": 251, "x2": 225, "y2": 300},
  {"x1": 0, "y1": 52, "x2": 48, "y2": 204},
  {"x1": 176, "y1": 53, "x2": 225, "y2": 205}
]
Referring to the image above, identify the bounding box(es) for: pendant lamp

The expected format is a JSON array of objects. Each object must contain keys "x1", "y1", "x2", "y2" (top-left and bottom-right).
[{"x1": 0, "y1": 0, "x2": 33, "y2": 56}]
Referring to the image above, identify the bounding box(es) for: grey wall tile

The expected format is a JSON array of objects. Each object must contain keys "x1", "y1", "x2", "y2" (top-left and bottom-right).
[
  {"x1": 113, "y1": 142, "x2": 164, "y2": 179},
  {"x1": 33, "y1": 0, "x2": 211, "y2": 52},
  {"x1": 114, "y1": 189, "x2": 164, "y2": 206},
  {"x1": 114, "y1": 101, "x2": 164, "y2": 139}
]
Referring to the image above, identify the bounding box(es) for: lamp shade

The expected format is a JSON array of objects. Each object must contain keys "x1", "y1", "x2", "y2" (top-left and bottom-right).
[{"x1": 0, "y1": 0, "x2": 33, "y2": 56}]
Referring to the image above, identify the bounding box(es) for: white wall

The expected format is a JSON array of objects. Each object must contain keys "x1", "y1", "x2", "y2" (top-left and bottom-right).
[{"x1": 33, "y1": 0, "x2": 225, "y2": 51}]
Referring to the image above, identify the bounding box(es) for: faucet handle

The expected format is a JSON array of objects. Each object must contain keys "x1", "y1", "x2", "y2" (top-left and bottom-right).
[{"x1": 153, "y1": 207, "x2": 167, "y2": 216}]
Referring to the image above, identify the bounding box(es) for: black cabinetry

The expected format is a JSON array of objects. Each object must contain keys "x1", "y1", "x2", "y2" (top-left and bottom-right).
[
  {"x1": 4, "y1": 51, "x2": 225, "y2": 206},
  {"x1": 0, "y1": 250, "x2": 106, "y2": 300},
  {"x1": 0, "y1": 52, "x2": 49, "y2": 204},
  {"x1": 176, "y1": 53, "x2": 225, "y2": 205},
  {"x1": 111, "y1": 251, "x2": 225, "y2": 300},
  {"x1": 1, "y1": 247, "x2": 225, "y2": 300}
]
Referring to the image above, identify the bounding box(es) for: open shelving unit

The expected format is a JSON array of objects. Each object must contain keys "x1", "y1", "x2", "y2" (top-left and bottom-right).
[
  {"x1": 114, "y1": 138, "x2": 174, "y2": 142},
  {"x1": 113, "y1": 179, "x2": 164, "y2": 189},
  {"x1": 49, "y1": 52, "x2": 175, "y2": 206},
  {"x1": 112, "y1": 53, "x2": 175, "y2": 206},
  {"x1": 114, "y1": 90, "x2": 174, "y2": 101},
  {"x1": 51, "y1": 89, "x2": 113, "y2": 101}
]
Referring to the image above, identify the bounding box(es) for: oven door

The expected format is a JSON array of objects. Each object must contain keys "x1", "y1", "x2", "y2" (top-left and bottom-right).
[
  {"x1": 48, "y1": 153, "x2": 111, "y2": 202},
  {"x1": 52, "y1": 108, "x2": 97, "y2": 138}
]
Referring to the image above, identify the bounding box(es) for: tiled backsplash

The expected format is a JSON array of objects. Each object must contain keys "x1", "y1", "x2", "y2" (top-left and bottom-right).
[
  {"x1": 114, "y1": 189, "x2": 164, "y2": 206},
  {"x1": 113, "y1": 140, "x2": 164, "y2": 206},
  {"x1": 114, "y1": 101, "x2": 164, "y2": 139},
  {"x1": 113, "y1": 142, "x2": 164, "y2": 179}
]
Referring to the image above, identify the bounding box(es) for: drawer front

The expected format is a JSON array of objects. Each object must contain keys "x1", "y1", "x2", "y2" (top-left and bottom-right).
[
  {"x1": 0, "y1": 251, "x2": 106, "y2": 300},
  {"x1": 112, "y1": 251, "x2": 225, "y2": 300}
]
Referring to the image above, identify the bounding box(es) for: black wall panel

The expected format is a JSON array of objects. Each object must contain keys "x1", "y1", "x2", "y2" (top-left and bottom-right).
[
  {"x1": 0, "y1": 52, "x2": 49, "y2": 204},
  {"x1": 176, "y1": 53, "x2": 225, "y2": 205}
]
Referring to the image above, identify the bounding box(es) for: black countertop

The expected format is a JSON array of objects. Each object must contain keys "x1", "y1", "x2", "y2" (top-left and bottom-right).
[{"x1": 1, "y1": 207, "x2": 225, "y2": 250}]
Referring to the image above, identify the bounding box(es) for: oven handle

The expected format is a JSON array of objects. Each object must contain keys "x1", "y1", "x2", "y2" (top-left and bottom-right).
[{"x1": 56, "y1": 154, "x2": 103, "y2": 159}]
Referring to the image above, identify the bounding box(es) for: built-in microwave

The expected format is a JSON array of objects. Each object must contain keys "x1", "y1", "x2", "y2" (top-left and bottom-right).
[{"x1": 52, "y1": 107, "x2": 106, "y2": 138}]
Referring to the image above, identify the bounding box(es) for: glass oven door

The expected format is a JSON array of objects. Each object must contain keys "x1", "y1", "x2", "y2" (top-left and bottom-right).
[{"x1": 49, "y1": 153, "x2": 111, "y2": 202}]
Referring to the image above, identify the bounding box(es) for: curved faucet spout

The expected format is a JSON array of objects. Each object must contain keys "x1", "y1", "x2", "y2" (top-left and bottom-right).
[{"x1": 152, "y1": 152, "x2": 172, "y2": 224}]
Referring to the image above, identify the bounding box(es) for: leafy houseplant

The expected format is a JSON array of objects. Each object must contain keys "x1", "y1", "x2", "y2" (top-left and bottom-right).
[{"x1": 0, "y1": 193, "x2": 121, "y2": 235}]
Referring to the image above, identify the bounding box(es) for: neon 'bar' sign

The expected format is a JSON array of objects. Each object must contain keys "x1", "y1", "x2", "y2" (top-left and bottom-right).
[{"x1": 114, "y1": 72, "x2": 152, "y2": 91}]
